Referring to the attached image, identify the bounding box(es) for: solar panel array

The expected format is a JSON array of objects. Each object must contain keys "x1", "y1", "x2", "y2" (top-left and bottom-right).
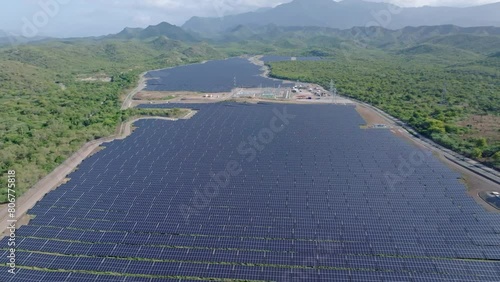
[
  {"x1": 145, "y1": 58, "x2": 294, "y2": 93},
  {"x1": 1, "y1": 103, "x2": 499, "y2": 281},
  {"x1": 260, "y1": 56, "x2": 323, "y2": 63}
]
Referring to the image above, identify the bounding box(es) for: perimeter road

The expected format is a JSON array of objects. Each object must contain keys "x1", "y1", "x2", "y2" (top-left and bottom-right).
[{"x1": 121, "y1": 72, "x2": 147, "y2": 110}]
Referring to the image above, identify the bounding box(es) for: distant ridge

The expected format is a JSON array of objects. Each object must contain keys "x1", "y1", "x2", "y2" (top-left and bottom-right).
[
  {"x1": 112, "y1": 22, "x2": 199, "y2": 42},
  {"x1": 182, "y1": 0, "x2": 500, "y2": 37},
  {"x1": 215, "y1": 24, "x2": 500, "y2": 54},
  {"x1": 0, "y1": 30, "x2": 50, "y2": 46}
]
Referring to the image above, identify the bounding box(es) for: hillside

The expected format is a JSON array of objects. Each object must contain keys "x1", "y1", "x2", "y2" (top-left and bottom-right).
[
  {"x1": 183, "y1": 0, "x2": 388, "y2": 36},
  {"x1": 0, "y1": 30, "x2": 49, "y2": 46},
  {"x1": 112, "y1": 22, "x2": 199, "y2": 42},
  {"x1": 421, "y1": 34, "x2": 500, "y2": 54},
  {"x1": 214, "y1": 25, "x2": 500, "y2": 58},
  {"x1": 182, "y1": 0, "x2": 500, "y2": 37},
  {"x1": 183, "y1": 0, "x2": 500, "y2": 37}
]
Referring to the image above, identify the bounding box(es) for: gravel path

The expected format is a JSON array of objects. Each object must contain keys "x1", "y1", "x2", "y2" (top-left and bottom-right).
[{"x1": 121, "y1": 72, "x2": 147, "y2": 110}]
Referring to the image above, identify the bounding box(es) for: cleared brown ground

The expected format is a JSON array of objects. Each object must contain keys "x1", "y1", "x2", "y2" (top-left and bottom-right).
[
  {"x1": 134, "y1": 91, "x2": 176, "y2": 100},
  {"x1": 76, "y1": 73, "x2": 112, "y2": 82},
  {"x1": 458, "y1": 114, "x2": 500, "y2": 142},
  {"x1": 137, "y1": 90, "x2": 231, "y2": 101},
  {"x1": 356, "y1": 104, "x2": 393, "y2": 127}
]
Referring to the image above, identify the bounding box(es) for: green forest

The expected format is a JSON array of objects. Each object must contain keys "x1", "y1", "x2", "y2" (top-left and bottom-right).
[{"x1": 0, "y1": 25, "x2": 499, "y2": 203}]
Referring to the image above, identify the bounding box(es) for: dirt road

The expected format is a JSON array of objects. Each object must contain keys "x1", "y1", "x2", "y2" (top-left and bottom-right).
[{"x1": 121, "y1": 72, "x2": 147, "y2": 110}]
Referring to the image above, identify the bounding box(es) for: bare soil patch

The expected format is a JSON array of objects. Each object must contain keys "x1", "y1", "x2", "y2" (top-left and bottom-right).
[
  {"x1": 134, "y1": 90, "x2": 230, "y2": 101},
  {"x1": 131, "y1": 91, "x2": 233, "y2": 107},
  {"x1": 458, "y1": 114, "x2": 500, "y2": 142},
  {"x1": 356, "y1": 104, "x2": 393, "y2": 127},
  {"x1": 77, "y1": 74, "x2": 112, "y2": 82},
  {"x1": 134, "y1": 91, "x2": 177, "y2": 100}
]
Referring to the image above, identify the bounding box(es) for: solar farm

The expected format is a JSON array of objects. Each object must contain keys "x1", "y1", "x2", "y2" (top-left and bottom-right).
[
  {"x1": 145, "y1": 58, "x2": 293, "y2": 93},
  {"x1": 1, "y1": 103, "x2": 500, "y2": 281}
]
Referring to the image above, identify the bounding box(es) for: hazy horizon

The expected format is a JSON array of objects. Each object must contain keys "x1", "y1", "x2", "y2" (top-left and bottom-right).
[{"x1": 1, "y1": 0, "x2": 499, "y2": 38}]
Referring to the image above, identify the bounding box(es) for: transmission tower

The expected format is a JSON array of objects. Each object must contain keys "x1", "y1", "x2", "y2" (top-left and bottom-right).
[
  {"x1": 330, "y1": 80, "x2": 338, "y2": 104},
  {"x1": 441, "y1": 82, "x2": 447, "y2": 105}
]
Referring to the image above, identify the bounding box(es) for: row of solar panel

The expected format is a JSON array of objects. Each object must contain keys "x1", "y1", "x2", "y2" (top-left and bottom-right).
[
  {"x1": 20, "y1": 226, "x2": 497, "y2": 249},
  {"x1": 34, "y1": 191, "x2": 472, "y2": 202},
  {"x1": 32, "y1": 211, "x2": 485, "y2": 225},
  {"x1": 16, "y1": 223, "x2": 496, "y2": 242},
  {"x1": 47, "y1": 156, "x2": 460, "y2": 175},
  {"x1": 34, "y1": 194, "x2": 474, "y2": 208},
  {"x1": 25, "y1": 214, "x2": 498, "y2": 236},
  {"x1": 6, "y1": 232, "x2": 500, "y2": 261},
  {"x1": 24, "y1": 210, "x2": 500, "y2": 229},
  {"x1": 12, "y1": 103, "x2": 499, "y2": 281},
  {"x1": 4, "y1": 266, "x2": 500, "y2": 282},
  {"x1": 19, "y1": 221, "x2": 500, "y2": 246},
  {"x1": 2, "y1": 249, "x2": 499, "y2": 278}
]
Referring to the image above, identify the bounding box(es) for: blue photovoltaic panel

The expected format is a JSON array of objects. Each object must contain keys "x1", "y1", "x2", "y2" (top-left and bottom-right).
[{"x1": 145, "y1": 58, "x2": 293, "y2": 92}]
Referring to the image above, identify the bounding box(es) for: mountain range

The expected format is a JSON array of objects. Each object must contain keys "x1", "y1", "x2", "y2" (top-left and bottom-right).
[
  {"x1": 0, "y1": 30, "x2": 49, "y2": 45},
  {"x1": 182, "y1": 0, "x2": 500, "y2": 37},
  {"x1": 111, "y1": 22, "x2": 198, "y2": 42},
  {"x1": 106, "y1": 21, "x2": 500, "y2": 58}
]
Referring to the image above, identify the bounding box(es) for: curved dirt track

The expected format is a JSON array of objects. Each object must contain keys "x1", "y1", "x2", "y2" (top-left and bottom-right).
[{"x1": 121, "y1": 72, "x2": 147, "y2": 110}]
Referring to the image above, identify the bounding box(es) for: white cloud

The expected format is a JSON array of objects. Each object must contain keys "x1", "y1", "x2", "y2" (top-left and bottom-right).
[
  {"x1": 133, "y1": 13, "x2": 153, "y2": 25},
  {"x1": 361, "y1": 0, "x2": 499, "y2": 7},
  {"x1": 131, "y1": 0, "x2": 285, "y2": 16},
  {"x1": 142, "y1": 0, "x2": 187, "y2": 9}
]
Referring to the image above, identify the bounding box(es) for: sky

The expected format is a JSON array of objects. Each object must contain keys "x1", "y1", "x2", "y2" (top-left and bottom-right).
[{"x1": 0, "y1": 0, "x2": 498, "y2": 38}]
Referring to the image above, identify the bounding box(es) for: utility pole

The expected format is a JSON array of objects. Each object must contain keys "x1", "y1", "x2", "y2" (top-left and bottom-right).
[
  {"x1": 441, "y1": 82, "x2": 447, "y2": 105},
  {"x1": 231, "y1": 76, "x2": 237, "y2": 97},
  {"x1": 330, "y1": 80, "x2": 337, "y2": 104}
]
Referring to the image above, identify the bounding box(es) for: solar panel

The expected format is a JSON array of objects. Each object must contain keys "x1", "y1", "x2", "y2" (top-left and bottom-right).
[
  {"x1": 8, "y1": 102, "x2": 500, "y2": 281},
  {"x1": 145, "y1": 58, "x2": 294, "y2": 92}
]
